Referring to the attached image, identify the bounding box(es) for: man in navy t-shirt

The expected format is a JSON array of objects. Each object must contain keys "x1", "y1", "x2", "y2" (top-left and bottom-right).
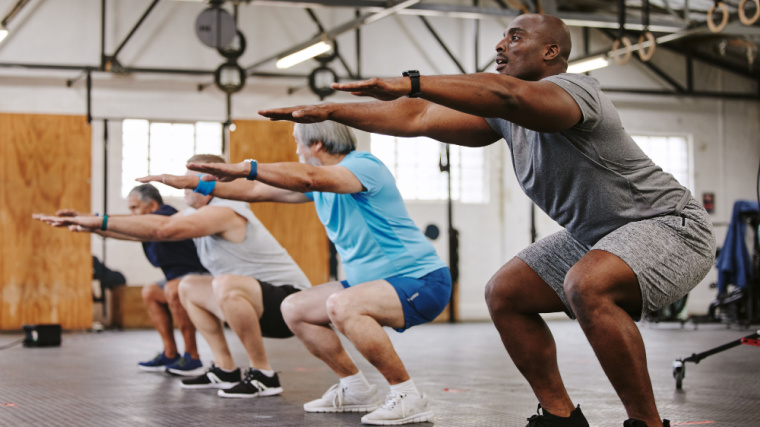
[{"x1": 124, "y1": 184, "x2": 209, "y2": 375}]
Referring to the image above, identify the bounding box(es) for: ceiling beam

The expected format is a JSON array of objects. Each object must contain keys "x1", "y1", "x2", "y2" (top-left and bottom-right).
[{"x1": 248, "y1": 0, "x2": 687, "y2": 32}]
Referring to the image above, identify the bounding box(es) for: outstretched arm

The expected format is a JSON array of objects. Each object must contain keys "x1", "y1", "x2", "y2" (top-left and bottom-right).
[
  {"x1": 185, "y1": 161, "x2": 364, "y2": 195},
  {"x1": 136, "y1": 173, "x2": 312, "y2": 203},
  {"x1": 260, "y1": 99, "x2": 499, "y2": 148},
  {"x1": 34, "y1": 207, "x2": 238, "y2": 242},
  {"x1": 259, "y1": 72, "x2": 581, "y2": 138}
]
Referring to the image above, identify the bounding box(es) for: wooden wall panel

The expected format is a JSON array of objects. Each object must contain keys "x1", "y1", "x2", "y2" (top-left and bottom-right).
[
  {"x1": 0, "y1": 114, "x2": 92, "y2": 330},
  {"x1": 230, "y1": 120, "x2": 329, "y2": 286}
]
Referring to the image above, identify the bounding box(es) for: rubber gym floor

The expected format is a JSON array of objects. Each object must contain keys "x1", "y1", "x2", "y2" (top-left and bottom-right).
[{"x1": 1, "y1": 320, "x2": 758, "y2": 426}]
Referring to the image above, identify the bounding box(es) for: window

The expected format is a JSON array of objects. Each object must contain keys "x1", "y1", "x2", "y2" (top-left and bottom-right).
[
  {"x1": 121, "y1": 120, "x2": 223, "y2": 198},
  {"x1": 370, "y1": 134, "x2": 488, "y2": 203},
  {"x1": 631, "y1": 134, "x2": 693, "y2": 192}
]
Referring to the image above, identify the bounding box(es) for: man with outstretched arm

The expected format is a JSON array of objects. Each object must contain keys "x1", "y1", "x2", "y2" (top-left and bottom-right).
[
  {"x1": 35, "y1": 155, "x2": 311, "y2": 400},
  {"x1": 54, "y1": 184, "x2": 208, "y2": 375},
  {"x1": 138, "y1": 122, "x2": 452, "y2": 426},
  {"x1": 256, "y1": 13, "x2": 715, "y2": 427}
]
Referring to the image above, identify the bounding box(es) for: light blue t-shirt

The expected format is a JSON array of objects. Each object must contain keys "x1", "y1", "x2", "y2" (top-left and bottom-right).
[{"x1": 305, "y1": 151, "x2": 446, "y2": 285}]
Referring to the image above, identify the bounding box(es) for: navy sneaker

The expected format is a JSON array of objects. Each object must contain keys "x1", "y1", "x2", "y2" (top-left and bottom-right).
[
  {"x1": 138, "y1": 352, "x2": 180, "y2": 372},
  {"x1": 165, "y1": 352, "x2": 204, "y2": 377},
  {"x1": 181, "y1": 364, "x2": 241, "y2": 390},
  {"x1": 624, "y1": 419, "x2": 671, "y2": 427},
  {"x1": 526, "y1": 404, "x2": 590, "y2": 427},
  {"x1": 218, "y1": 369, "x2": 283, "y2": 398}
]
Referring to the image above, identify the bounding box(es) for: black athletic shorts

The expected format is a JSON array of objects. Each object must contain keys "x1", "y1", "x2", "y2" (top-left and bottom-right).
[{"x1": 259, "y1": 281, "x2": 302, "y2": 338}]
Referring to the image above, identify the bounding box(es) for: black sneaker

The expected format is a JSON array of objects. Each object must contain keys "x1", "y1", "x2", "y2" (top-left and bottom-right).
[
  {"x1": 623, "y1": 419, "x2": 671, "y2": 427},
  {"x1": 217, "y1": 368, "x2": 283, "y2": 398},
  {"x1": 180, "y1": 364, "x2": 240, "y2": 390},
  {"x1": 526, "y1": 404, "x2": 590, "y2": 427}
]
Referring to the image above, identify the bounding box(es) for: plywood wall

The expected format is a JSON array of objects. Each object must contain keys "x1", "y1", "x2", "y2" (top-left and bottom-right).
[
  {"x1": 230, "y1": 120, "x2": 329, "y2": 286},
  {"x1": 0, "y1": 113, "x2": 92, "y2": 330}
]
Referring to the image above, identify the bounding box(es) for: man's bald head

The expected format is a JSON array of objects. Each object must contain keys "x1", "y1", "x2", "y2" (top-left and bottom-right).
[{"x1": 495, "y1": 14, "x2": 572, "y2": 80}]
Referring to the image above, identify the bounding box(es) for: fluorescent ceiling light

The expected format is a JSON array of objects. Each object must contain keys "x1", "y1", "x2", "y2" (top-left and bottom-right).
[
  {"x1": 0, "y1": 26, "x2": 8, "y2": 44},
  {"x1": 276, "y1": 41, "x2": 332, "y2": 69},
  {"x1": 567, "y1": 56, "x2": 609, "y2": 74}
]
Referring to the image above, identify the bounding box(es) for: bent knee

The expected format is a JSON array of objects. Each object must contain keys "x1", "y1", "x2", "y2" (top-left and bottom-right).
[
  {"x1": 280, "y1": 294, "x2": 301, "y2": 325},
  {"x1": 484, "y1": 276, "x2": 522, "y2": 314},
  {"x1": 142, "y1": 283, "x2": 162, "y2": 302},
  {"x1": 325, "y1": 292, "x2": 353, "y2": 328}
]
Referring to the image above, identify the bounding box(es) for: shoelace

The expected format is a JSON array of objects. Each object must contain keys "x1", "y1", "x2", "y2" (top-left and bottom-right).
[
  {"x1": 325, "y1": 384, "x2": 346, "y2": 407},
  {"x1": 243, "y1": 370, "x2": 265, "y2": 391},
  {"x1": 526, "y1": 404, "x2": 544, "y2": 426},
  {"x1": 380, "y1": 392, "x2": 407, "y2": 412},
  {"x1": 526, "y1": 414, "x2": 540, "y2": 426}
]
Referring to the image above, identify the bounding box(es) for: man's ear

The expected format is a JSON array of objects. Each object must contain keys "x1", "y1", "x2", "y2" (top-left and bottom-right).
[
  {"x1": 544, "y1": 43, "x2": 560, "y2": 61},
  {"x1": 313, "y1": 141, "x2": 324, "y2": 152}
]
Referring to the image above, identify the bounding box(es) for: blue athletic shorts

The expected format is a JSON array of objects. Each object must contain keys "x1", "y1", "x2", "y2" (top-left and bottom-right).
[{"x1": 341, "y1": 267, "x2": 452, "y2": 332}]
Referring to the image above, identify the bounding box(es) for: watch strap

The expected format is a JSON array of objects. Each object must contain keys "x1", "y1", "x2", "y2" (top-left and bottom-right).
[{"x1": 402, "y1": 70, "x2": 421, "y2": 98}]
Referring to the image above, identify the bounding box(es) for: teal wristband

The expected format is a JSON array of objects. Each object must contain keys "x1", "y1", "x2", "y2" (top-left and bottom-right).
[
  {"x1": 246, "y1": 159, "x2": 258, "y2": 181},
  {"x1": 193, "y1": 175, "x2": 216, "y2": 196},
  {"x1": 100, "y1": 214, "x2": 108, "y2": 231}
]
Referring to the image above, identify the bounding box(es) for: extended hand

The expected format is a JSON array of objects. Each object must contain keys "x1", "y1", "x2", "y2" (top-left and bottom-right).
[
  {"x1": 137, "y1": 174, "x2": 197, "y2": 190},
  {"x1": 55, "y1": 209, "x2": 87, "y2": 217},
  {"x1": 258, "y1": 104, "x2": 332, "y2": 123},
  {"x1": 185, "y1": 161, "x2": 247, "y2": 182},
  {"x1": 332, "y1": 77, "x2": 409, "y2": 101},
  {"x1": 32, "y1": 213, "x2": 100, "y2": 230}
]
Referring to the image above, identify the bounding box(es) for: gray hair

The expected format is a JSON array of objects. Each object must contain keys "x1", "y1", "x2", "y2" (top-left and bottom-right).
[
  {"x1": 128, "y1": 183, "x2": 163, "y2": 205},
  {"x1": 294, "y1": 122, "x2": 356, "y2": 155}
]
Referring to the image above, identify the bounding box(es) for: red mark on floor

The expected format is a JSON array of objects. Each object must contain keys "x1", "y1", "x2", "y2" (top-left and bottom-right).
[
  {"x1": 442, "y1": 388, "x2": 470, "y2": 393},
  {"x1": 1, "y1": 403, "x2": 18, "y2": 407},
  {"x1": 294, "y1": 367, "x2": 328, "y2": 372}
]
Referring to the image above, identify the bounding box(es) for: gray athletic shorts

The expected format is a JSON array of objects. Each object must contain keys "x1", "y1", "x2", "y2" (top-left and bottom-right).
[{"x1": 518, "y1": 197, "x2": 716, "y2": 321}]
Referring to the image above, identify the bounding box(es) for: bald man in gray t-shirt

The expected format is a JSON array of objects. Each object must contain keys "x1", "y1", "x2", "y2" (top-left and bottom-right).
[{"x1": 254, "y1": 12, "x2": 715, "y2": 427}]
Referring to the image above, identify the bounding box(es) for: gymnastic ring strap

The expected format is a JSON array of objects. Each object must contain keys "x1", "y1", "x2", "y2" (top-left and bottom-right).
[
  {"x1": 707, "y1": 2, "x2": 730, "y2": 33},
  {"x1": 612, "y1": 37, "x2": 633, "y2": 65},
  {"x1": 739, "y1": 0, "x2": 760, "y2": 26},
  {"x1": 637, "y1": 32, "x2": 656, "y2": 62}
]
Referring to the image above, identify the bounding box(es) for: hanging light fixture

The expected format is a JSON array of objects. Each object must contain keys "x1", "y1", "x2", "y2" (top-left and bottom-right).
[
  {"x1": 276, "y1": 36, "x2": 333, "y2": 69},
  {"x1": 567, "y1": 56, "x2": 610, "y2": 74}
]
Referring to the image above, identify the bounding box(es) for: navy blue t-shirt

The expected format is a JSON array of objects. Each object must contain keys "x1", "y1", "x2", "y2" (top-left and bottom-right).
[{"x1": 142, "y1": 204, "x2": 208, "y2": 280}]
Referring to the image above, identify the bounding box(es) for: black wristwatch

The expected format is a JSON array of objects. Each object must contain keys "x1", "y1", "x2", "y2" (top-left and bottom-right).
[{"x1": 402, "y1": 70, "x2": 421, "y2": 98}]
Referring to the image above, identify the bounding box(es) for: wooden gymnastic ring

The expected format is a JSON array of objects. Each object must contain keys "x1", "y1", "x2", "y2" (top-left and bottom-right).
[
  {"x1": 739, "y1": 0, "x2": 760, "y2": 25},
  {"x1": 611, "y1": 37, "x2": 633, "y2": 65},
  {"x1": 637, "y1": 32, "x2": 657, "y2": 61},
  {"x1": 707, "y1": 2, "x2": 729, "y2": 33}
]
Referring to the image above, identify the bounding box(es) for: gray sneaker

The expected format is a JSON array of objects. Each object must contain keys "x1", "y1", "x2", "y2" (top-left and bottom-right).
[
  {"x1": 361, "y1": 392, "x2": 434, "y2": 425},
  {"x1": 304, "y1": 383, "x2": 382, "y2": 413}
]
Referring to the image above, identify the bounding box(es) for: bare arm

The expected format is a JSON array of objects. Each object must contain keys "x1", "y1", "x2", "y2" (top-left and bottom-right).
[
  {"x1": 186, "y1": 161, "x2": 364, "y2": 194},
  {"x1": 35, "y1": 208, "x2": 242, "y2": 242},
  {"x1": 260, "y1": 99, "x2": 498, "y2": 148},
  {"x1": 259, "y1": 72, "x2": 581, "y2": 138},
  {"x1": 136, "y1": 173, "x2": 313, "y2": 203}
]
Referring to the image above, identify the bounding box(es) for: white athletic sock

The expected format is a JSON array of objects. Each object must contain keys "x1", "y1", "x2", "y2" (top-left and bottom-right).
[
  {"x1": 340, "y1": 371, "x2": 371, "y2": 391},
  {"x1": 255, "y1": 368, "x2": 275, "y2": 377},
  {"x1": 390, "y1": 379, "x2": 420, "y2": 397},
  {"x1": 218, "y1": 366, "x2": 237, "y2": 373}
]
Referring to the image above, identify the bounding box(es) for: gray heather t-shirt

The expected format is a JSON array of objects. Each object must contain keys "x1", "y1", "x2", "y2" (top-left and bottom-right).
[
  {"x1": 188, "y1": 197, "x2": 311, "y2": 290},
  {"x1": 485, "y1": 73, "x2": 690, "y2": 245}
]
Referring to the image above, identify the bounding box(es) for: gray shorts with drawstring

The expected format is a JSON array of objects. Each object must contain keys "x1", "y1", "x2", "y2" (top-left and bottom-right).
[{"x1": 517, "y1": 197, "x2": 716, "y2": 320}]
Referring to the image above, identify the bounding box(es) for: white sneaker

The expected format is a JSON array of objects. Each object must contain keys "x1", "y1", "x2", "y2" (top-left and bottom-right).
[
  {"x1": 361, "y1": 392, "x2": 434, "y2": 425},
  {"x1": 304, "y1": 383, "x2": 382, "y2": 413}
]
